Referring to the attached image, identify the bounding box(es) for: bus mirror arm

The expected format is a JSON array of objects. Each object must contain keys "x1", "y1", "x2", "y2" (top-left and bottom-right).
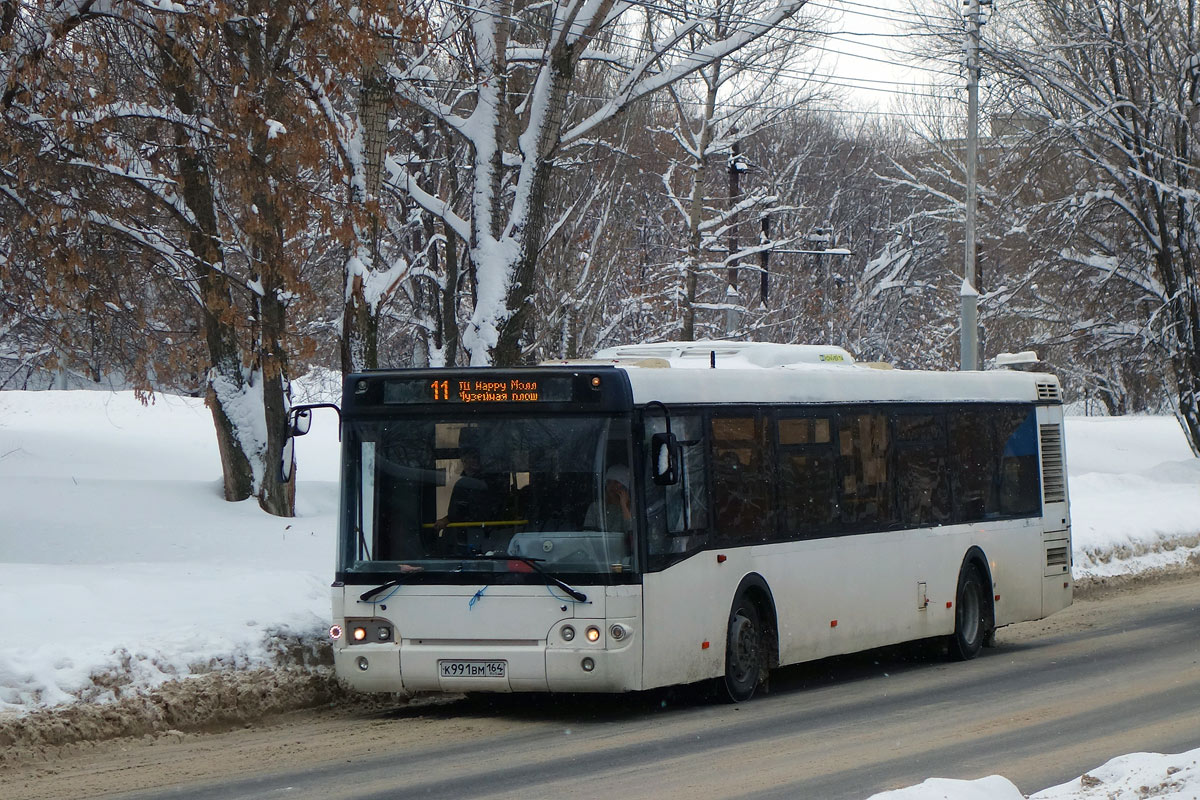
[
  {"x1": 288, "y1": 403, "x2": 342, "y2": 437},
  {"x1": 280, "y1": 403, "x2": 343, "y2": 483},
  {"x1": 646, "y1": 401, "x2": 681, "y2": 486}
]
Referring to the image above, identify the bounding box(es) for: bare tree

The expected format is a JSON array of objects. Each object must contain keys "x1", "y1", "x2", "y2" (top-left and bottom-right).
[
  {"x1": 979, "y1": 0, "x2": 1200, "y2": 450},
  {"x1": 384, "y1": 0, "x2": 811, "y2": 365},
  {"x1": 0, "y1": 0, "x2": 372, "y2": 513}
]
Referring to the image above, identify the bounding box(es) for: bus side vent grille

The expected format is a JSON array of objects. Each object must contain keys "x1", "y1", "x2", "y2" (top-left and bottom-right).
[
  {"x1": 1036, "y1": 381, "x2": 1062, "y2": 402},
  {"x1": 1040, "y1": 424, "x2": 1066, "y2": 503},
  {"x1": 1046, "y1": 546, "x2": 1069, "y2": 570}
]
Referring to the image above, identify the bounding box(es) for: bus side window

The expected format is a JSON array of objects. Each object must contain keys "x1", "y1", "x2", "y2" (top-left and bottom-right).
[
  {"x1": 838, "y1": 412, "x2": 895, "y2": 528},
  {"x1": 644, "y1": 414, "x2": 708, "y2": 568},
  {"x1": 997, "y1": 407, "x2": 1040, "y2": 516},
  {"x1": 777, "y1": 416, "x2": 836, "y2": 537},
  {"x1": 894, "y1": 412, "x2": 951, "y2": 526},
  {"x1": 949, "y1": 410, "x2": 999, "y2": 521},
  {"x1": 710, "y1": 414, "x2": 774, "y2": 543}
]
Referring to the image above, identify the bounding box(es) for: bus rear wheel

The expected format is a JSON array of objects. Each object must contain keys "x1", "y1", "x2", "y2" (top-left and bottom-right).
[
  {"x1": 720, "y1": 598, "x2": 762, "y2": 702},
  {"x1": 948, "y1": 563, "x2": 990, "y2": 661}
]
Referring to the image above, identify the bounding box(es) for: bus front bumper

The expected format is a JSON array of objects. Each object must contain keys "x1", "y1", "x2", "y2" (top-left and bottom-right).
[{"x1": 334, "y1": 621, "x2": 642, "y2": 694}]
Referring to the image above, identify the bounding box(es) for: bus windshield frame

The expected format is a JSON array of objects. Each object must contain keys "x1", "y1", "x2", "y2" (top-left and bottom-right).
[{"x1": 336, "y1": 410, "x2": 640, "y2": 586}]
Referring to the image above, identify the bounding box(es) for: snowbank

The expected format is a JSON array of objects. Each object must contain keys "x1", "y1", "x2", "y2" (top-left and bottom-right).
[
  {"x1": 867, "y1": 748, "x2": 1200, "y2": 800},
  {"x1": 0, "y1": 389, "x2": 340, "y2": 711},
  {"x1": 1065, "y1": 416, "x2": 1200, "y2": 579}
]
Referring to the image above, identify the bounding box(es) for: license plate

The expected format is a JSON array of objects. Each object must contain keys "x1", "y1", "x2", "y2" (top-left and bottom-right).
[{"x1": 438, "y1": 660, "x2": 506, "y2": 678}]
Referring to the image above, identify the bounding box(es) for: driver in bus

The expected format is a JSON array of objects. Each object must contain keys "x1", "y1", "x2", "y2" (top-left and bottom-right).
[
  {"x1": 434, "y1": 445, "x2": 505, "y2": 533},
  {"x1": 584, "y1": 464, "x2": 633, "y2": 533}
]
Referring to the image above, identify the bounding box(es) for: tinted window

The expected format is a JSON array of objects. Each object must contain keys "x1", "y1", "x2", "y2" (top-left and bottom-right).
[
  {"x1": 997, "y1": 408, "x2": 1040, "y2": 515},
  {"x1": 947, "y1": 406, "x2": 1042, "y2": 522},
  {"x1": 777, "y1": 416, "x2": 836, "y2": 535},
  {"x1": 838, "y1": 413, "x2": 894, "y2": 527},
  {"x1": 711, "y1": 414, "x2": 774, "y2": 542},
  {"x1": 949, "y1": 411, "x2": 998, "y2": 521},
  {"x1": 895, "y1": 413, "x2": 952, "y2": 526}
]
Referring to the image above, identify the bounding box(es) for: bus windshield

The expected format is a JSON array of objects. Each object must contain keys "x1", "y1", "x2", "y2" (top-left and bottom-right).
[{"x1": 340, "y1": 415, "x2": 636, "y2": 577}]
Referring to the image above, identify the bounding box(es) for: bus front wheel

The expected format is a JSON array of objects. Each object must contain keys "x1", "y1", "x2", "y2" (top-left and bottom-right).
[
  {"x1": 721, "y1": 598, "x2": 762, "y2": 702},
  {"x1": 948, "y1": 563, "x2": 990, "y2": 661}
]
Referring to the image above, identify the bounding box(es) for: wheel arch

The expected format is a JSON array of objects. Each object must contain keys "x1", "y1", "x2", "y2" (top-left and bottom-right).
[
  {"x1": 731, "y1": 572, "x2": 780, "y2": 669},
  {"x1": 958, "y1": 546, "x2": 996, "y2": 633}
]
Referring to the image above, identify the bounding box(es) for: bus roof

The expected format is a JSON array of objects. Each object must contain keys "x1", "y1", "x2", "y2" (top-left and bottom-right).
[{"x1": 548, "y1": 341, "x2": 1061, "y2": 406}]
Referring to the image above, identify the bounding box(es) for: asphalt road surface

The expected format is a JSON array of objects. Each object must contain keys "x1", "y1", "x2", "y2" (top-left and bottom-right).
[{"x1": 11, "y1": 574, "x2": 1200, "y2": 800}]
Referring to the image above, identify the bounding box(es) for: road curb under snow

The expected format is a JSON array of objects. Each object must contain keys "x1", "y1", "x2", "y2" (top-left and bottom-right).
[{"x1": 0, "y1": 665, "x2": 361, "y2": 756}]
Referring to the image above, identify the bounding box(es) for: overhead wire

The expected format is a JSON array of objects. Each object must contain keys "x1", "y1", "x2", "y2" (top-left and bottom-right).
[
  {"x1": 398, "y1": 76, "x2": 963, "y2": 117},
  {"x1": 396, "y1": 0, "x2": 964, "y2": 107}
]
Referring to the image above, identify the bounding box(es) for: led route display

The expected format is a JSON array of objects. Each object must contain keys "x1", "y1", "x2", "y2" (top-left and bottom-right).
[{"x1": 383, "y1": 375, "x2": 577, "y2": 405}]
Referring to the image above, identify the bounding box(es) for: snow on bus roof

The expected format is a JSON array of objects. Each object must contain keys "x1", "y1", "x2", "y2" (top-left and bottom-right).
[
  {"x1": 591, "y1": 340, "x2": 855, "y2": 368},
  {"x1": 579, "y1": 341, "x2": 1060, "y2": 405}
]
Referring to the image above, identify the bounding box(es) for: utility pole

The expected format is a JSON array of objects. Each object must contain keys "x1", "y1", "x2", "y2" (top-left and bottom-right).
[
  {"x1": 725, "y1": 137, "x2": 747, "y2": 336},
  {"x1": 961, "y1": 0, "x2": 990, "y2": 370},
  {"x1": 759, "y1": 215, "x2": 771, "y2": 306}
]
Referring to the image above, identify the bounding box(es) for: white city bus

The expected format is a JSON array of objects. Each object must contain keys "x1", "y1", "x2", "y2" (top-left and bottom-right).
[{"x1": 288, "y1": 341, "x2": 1071, "y2": 702}]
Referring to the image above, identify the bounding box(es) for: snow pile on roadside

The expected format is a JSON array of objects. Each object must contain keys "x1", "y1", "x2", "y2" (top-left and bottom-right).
[
  {"x1": 867, "y1": 747, "x2": 1200, "y2": 799},
  {"x1": 1065, "y1": 416, "x2": 1200, "y2": 580},
  {"x1": 0, "y1": 389, "x2": 340, "y2": 713}
]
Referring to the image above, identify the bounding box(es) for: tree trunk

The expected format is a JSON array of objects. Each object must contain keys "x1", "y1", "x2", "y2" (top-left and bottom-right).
[
  {"x1": 441, "y1": 221, "x2": 461, "y2": 366},
  {"x1": 242, "y1": 7, "x2": 298, "y2": 516},
  {"x1": 341, "y1": 53, "x2": 390, "y2": 373},
  {"x1": 258, "y1": 288, "x2": 295, "y2": 516},
  {"x1": 163, "y1": 39, "x2": 255, "y2": 503},
  {"x1": 491, "y1": 46, "x2": 575, "y2": 366},
  {"x1": 341, "y1": 281, "x2": 379, "y2": 373},
  {"x1": 680, "y1": 74, "x2": 719, "y2": 342}
]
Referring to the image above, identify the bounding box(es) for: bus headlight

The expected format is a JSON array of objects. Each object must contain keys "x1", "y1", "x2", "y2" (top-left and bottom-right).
[
  {"x1": 561, "y1": 625, "x2": 576, "y2": 641},
  {"x1": 345, "y1": 619, "x2": 394, "y2": 645},
  {"x1": 586, "y1": 626, "x2": 601, "y2": 642},
  {"x1": 609, "y1": 624, "x2": 627, "y2": 641}
]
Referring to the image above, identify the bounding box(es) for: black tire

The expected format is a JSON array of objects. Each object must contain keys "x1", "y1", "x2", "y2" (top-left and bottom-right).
[
  {"x1": 948, "y1": 562, "x2": 989, "y2": 661},
  {"x1": 720, "y1": 598, "x2": 762, "y2": 702}
]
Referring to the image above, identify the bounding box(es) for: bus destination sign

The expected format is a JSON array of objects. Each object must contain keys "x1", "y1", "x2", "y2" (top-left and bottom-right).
[{"x1": 383, "y1": 375, "x2": 576, "y2": 405}]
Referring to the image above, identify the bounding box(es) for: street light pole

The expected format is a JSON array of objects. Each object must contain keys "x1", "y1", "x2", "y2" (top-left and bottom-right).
[{"x1": 961, "y1": 0, "x2": 987, "y2": 370}]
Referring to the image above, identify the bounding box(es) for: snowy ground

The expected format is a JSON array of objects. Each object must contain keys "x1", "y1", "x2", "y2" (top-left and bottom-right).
[
  {"x1": 1, "y1": 388, "x2": 1198, "y2": 797},
  {"x1": 868, "y1": 749, "x2": 1200, "y2": 800}
]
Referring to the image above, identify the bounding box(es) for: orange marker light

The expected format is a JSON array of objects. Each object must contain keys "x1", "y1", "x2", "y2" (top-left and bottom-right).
[
  {"x1": 701, "y1": 641, "x2": 710, "y2": 649},
  {"x1": 946, "y1": 602, "x2": 953, "y2": 609},
  {"x1": 716, "y1": 554, "x2": 727, "y2": 563},
  {"x1": 830, "y1": 620, "x2": 838, "y2": 628}
]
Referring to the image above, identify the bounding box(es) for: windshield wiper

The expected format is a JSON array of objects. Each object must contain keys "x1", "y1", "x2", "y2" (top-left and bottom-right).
[
  {"x1": 358, "y1": 578, "x2": 402, "y2": 603},
  {"x1": 469, "y1": 554, "x2": 588, "y2": 603}
]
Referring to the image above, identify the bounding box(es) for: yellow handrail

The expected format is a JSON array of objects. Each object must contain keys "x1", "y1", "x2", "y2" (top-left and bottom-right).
[{"x1": 420, "y1": 520, "x2": 529, "y2": 529}]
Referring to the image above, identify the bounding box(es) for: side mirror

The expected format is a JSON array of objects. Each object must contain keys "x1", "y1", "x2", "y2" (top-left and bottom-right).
[
  {"x1": 651, "y1": 432, "x2": 681, "y2": 486},
  {"x1": 280, "y1": 436, "x2": 296, "y2": 483},
  {"x1": 280, "y1": 403, "x2": 341, "y2": 483},
  {"x1": 291, "y1": 407, "x2": 312, "y2": 436}
]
